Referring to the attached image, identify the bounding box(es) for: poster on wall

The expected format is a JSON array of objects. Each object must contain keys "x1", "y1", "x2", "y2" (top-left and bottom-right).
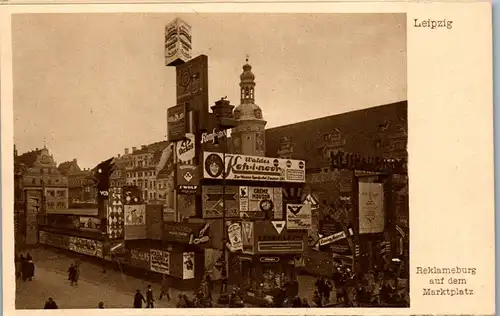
[
  {"x1": 227, "y1": 223, "x2": 243, "y2": 251},
  {"x1": 130, "y1": 249, "x2": 150, "y2": 269},
  {"x1": 241, "y1": 221, "x2": 255, "y2": 254},
  {"x1": 358, "y1": 182, "x2": 385, "y2": 234},
  {"x1": 177, "y1": 194, "x2": 196, "y2": 222},
  {"x1": 150, "y1": 249, "x2": 170, "y2": 274},
  {"x1": 107, "y1": 188, "x2": 124, "y2": 239},
  {"x1": 176, "y1": 133, "x2": 196, "y2": 163},
  {"x1": 167, "y1": 103, "x2": 187, "y2": 141},
  {"x1": 124, "y1": 204, "x2": 147, "y2": 240},
  {"x1": 240, "y1": 187, "x2": 282, "y2": 219},
  {"x1": 69, "y1": 236, "x2": 103, "y2": 258},
  {"x1": 286, "y1": 204, "x2": 312, "y2": 230},
  {"x1": 182, "y1": 252, "x2": 195, "y2": 280},
  {"x1": 203, "y1": 152, "x2": 306, "y2": 183},
  {"x1": 79, "y1": 217, "x2": 101, "y2": 231},
  {"x1": 26, "y1": 190, "x2": 42, "y2": 245},
  {"x1": 202, "y1": 185, "x2": 239, "y2": 218}
]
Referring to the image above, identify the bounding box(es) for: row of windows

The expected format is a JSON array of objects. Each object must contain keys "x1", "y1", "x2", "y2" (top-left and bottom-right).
[
  {"x1": 29, "y1": 177, "x2": 64, "y2": 185},
  {"x1": 127, "y1": 171, "x2": 157, "y2": 178}
]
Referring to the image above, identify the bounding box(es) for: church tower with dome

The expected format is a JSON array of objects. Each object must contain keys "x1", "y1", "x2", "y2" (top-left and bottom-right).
[{"x1": 231, "y1": 58, "x2": 267, "y2": 156}]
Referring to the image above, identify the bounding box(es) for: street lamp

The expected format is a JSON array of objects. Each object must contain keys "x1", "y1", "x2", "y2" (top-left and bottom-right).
[{"x1": 210, "y1": 97, "x2": 237, "y2": 305}]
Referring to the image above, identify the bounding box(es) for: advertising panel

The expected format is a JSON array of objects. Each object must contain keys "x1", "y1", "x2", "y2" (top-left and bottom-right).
[
  {"x1": 203, "y1": 152, "x2": 306, "y2": 183},
  {"x1": 146, "y1": 204, "x2": 163, "y2": 240},
  {"x1": 176, "y1": 133, "x2": 196, "y2": 163},
  {"x1": 68, "y1": 236, "x2": 103, "y2": 258},
  {"x1": 182, "y1": 252, "x2": 195, "y2": 280},
  {"x1": 150, "y1": 249, "x2": 170, "y2": 275},
  {"x1": 177, "y1": 194, "x2": 196, "y2": 222},
  {"x1": 26, "y1": 190, "x2": 42, "y2": 245},
  {"x1": 124, "y1": 204, "x2": 147, "y2": 240},
  {"x1": 107, "y1": 187, "x2": 124, "y2": 239},
  {"x1": 165, "y1": 18, "x2": 192, "y2": 66},
  {"x1": 175, "y1": 55, "x2": 209, "y2": 129},
  {"x1": 78, "y1": 216, "x2": 101, "y2": 231},
  {"x1": 202, "y1": 185, "x2": 239, "y2": 218},
  {"x1": 200, "y1": 113, "x2": 228, "y2": 153},
  {"x1": 227, "y1": 222, "x2": 243, "y2": 251},
  {"x1": 130, "y1": 248, "x2": 150, "y2": 269},
  {"x1": 39, "y1": 230, "x2": 70, "y2": 249},
  {"x1": 167, "y1": 104, "x2": 187, "y2": 142},
  {"x1": 239, "y1": 187, "x2": 282, "y2": 219},
  {"x1": 176, "y1": 163, "x2": 199, "y2": 193},
  {"x1": 286, "y1": 204, "x2": 312, "y2": 230},
  {"x1": 358, "y1": 182, "x2": 385, "y2": 234},
  {"x1": 163, "y1": 222, "x2": 210, "y2": 246},
  {"x1": 254, "y1": 221, "x2": 306, "y2": 254},
  {"x1": 241, "y1": 221, "x2": 255, "y2": 254}
]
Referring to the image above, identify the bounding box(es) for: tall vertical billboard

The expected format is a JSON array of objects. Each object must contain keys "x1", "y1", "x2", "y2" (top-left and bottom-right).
[{"x1": 165, "y1": 18, "x2": 192, "y2": 66}]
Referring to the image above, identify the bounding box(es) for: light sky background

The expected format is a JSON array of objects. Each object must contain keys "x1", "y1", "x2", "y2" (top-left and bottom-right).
[{"x1": 12, "y1": 13, "x2": 406, "y2": 169}]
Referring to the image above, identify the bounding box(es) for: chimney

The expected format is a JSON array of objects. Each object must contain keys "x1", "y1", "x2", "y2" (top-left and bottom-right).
[
  {"x1": 125, "y1": 148, "x2": 129, "y2": 155},
  {"x1": 132, "y1": 147, "x2": 137, "y2": 153},
  {"x1": 36, "y1": 148, "x2": 39, "y2": 151},
  {"x1": 141, "y1": 145, "x2": 147, "y2": 150},
  {"x1": 118, "y1": 154, "x2": 121, "y2": 158}
]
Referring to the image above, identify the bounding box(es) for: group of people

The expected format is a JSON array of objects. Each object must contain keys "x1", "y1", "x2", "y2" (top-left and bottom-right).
[
  {"x1": 311, "y1": 263, "x2": 409, "y2": 307},
  {"x1": 15, "y1": 253, "x2": 35, "y2": 281}
]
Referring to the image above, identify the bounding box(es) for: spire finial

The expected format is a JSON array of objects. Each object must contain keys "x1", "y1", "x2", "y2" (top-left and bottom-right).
[
  {"x1": 43, "y1": 137, "x2": 46, "y2": 149},
  {"x1": 245, "y1": 54, "x2": 249, "y2": 63}
]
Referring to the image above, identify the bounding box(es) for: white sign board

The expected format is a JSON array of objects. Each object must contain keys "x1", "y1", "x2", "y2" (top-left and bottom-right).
[
  {"x1": 358, "y1": 182, "x2": 385, "y2": 234},
  {"x1": 286, "y1": 204, "x2": 312, "y2": 230},
  {"x1": 203, "y1": 152, "x2": 305, "y2": 183},
  {"x1": 227, "y1": 223, "x2": 243, "y2": 251}
]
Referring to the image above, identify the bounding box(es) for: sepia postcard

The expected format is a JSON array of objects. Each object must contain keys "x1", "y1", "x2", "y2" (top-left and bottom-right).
[{"x1": 0, "y1": 1, "x2": 494, "y2": 316}]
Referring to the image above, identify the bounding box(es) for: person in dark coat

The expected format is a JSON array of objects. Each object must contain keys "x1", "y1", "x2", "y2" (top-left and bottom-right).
[
  {"x1": 15, "y1": 255, "x2": 21, "y2": 280},
  {"x1": 133, "y1": 289, "x2": 146, "y2": 308},
  {"x1": 301, "y1": 298, "x2": 310, "y2": 307},
  {"x1": 98, "y1": 302, "x2": 104, "y2": 309},
  {"x1": 176, "y1": 294, "x2": 187, "y2": 308},
  {"x1": 20, "y1": 255, "x2": 27, "y2": 281},
  {"x1": 25, "y1": 258, "x2": 35, "y2": 281},
  {"x1": 44, "y1": 297, "x2": 58, "y2": 309},
  {"x1": 313, "y1": 290, "x2": 322, "y2": 307},
  {"x1": 26, "y1": 253, "x2": 32, "y2": 261},
  {"x1": 159, "y1": 275, "x2": 171, "y2": 301},
  {"x1": 145, "y1": 285, "x2": 154, "y2": 308},
  {"x1": 68, "y1": 263, "x2": 77, "y2": 286},
  {"x1": 205, "y1": 273, "x2": 214, "y2": 301},
  {"x1": 292, "y1": 296, "x2": 302, "y2": 307}
]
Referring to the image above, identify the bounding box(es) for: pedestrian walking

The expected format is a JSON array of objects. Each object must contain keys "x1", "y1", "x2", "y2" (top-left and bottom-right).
[
  {"x1": 15, "y1": 254, "x2": 21, "y2": 280},
  {"x1": 44, "y1": 297, "x2": 58, "y2": 309},
  {"x1": 21, "y1": 255, "x2": 28, "y2": 281},
  {"x1": 176, "y1": 294, "x2": 187, "y2": 308},
  {"x1": 205, "y1": 272, "x2": 213, "y2": 301},
  {"x1": 133, "y1": 289, "x2": 146, "y2": 308},
  {"x1": 98, "y1": 302, "x2": 104, "y2": 309},
  {"x1": 301, "y1": 298, "x2": 310, "y2": 307},
  {"x1": 146, "y1": 285, "x2": 155, "y2": 308},
  {"x1": 68, "y1": 263, "x2": 77, "y2": 286},
  {"x1": 159, "y1": 275, "x2": 171, "y2": 301},
  {"x1": 25, "y1": 257, "x2": 35, "y2": 281}
]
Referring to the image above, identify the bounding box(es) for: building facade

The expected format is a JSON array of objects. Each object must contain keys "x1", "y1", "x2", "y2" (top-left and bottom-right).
[
  {"x1": 125, "y1": 141, "x2": 169, "y2": 203},
  {"x1": 58, "y1": 159, "x2": 96, "y2": 206}
]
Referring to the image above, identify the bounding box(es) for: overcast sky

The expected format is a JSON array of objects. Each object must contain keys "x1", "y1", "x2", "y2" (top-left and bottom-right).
[{"x1": 12, "y1": 13, "x2": 406, "y2": 169}]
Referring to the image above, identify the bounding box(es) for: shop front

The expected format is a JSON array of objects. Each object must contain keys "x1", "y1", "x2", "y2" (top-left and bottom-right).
[{"x1": 227, "y1": 220, "x2": 307, "y2": 305}]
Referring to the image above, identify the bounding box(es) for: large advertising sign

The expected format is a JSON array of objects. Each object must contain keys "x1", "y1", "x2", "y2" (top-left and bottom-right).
[
  {"x1": 78, "y1": 216, "x2": 101, "y2": 231},
  {"x1": 39, "y1": 230, "x2": 70, "y2": 249},
  {"x1": 146, "y1": 204, "x2": 163, "y2": 240},
  {"x1": 68, "y1": 236, "x2": 103, "y2": 258},
  {"x1": 239, "y1": 187, "x2": 283, "y2": 219},
  {"x1": 175, "y1": 55, "x2": 209, "y2": 129},
  {"x1": 150, "y1": 249, "x2": 170, "y2": 275},
  {"x1": 107, "y1": 188, "x2": 124, "y2": 239},
  {"x1": 286, "y1": 204, "x2": 312, "y2": 230},
  {"x1": 182, "y1": 252, "x2": 195, "y2": 280},
  {"x1": 202, "y1": 185, "x2": 239, "y2": 218},
  {"x1": 124, "y1": 204, "x2": 147, "y2": 240},
  {"x1": 203, "y1": 152, "x2": 306, "y2": 183},
  {"x1": 358, "y1": 182, "x2": 385, "y2": 234},
  {"x1": 167, "y1": 104, "x2": 187, "y2": 142},
  {"x1": 227, "y1": 222, "x2": 243, "y2": 251},
  {"x1": 254, "y1": 221, "x2": 306, "y2": 254},
  {"x1": 130, "y1": 248, "x2": 150, "y2": 269},
  {"x1": 26, "y1": 190, "x2": 42, "y2": 245},
  {"x1": 241, "y1": 221, "x2": 255, "y2": 254},
  {"x1": 165, "y1": 18, "x2": 192, "y2": 66},
  {"x1": 176, "y1": 163, "x2": 200, "y2": 193},
  {"x1": 176, "y1": 133, "x2": 196, "y2": 163},
  {"x1": 200, "y1": 113, "x2": 228, "y2": 153},
  {"x1": 163, "y1": 222, "x2": 210, "y2": 246}
]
